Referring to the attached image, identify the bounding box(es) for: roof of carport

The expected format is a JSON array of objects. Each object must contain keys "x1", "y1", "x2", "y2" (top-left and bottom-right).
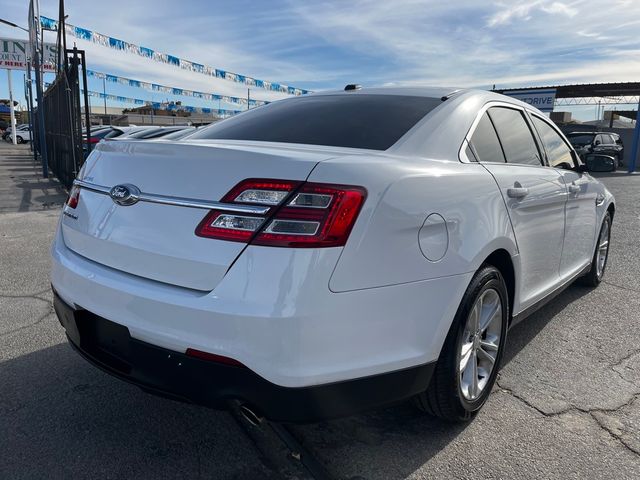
[{"x1": 493, "y1": 82, "x2": 640, "y2": 98}]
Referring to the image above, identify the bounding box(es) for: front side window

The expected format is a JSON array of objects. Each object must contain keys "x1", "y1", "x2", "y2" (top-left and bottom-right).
[
  {"x1": 532, "y1": 116, "x2": 575, "y2": 169},
  {"x1": 488, "y1": 107, "x2": 542, "y2": 166},
  {"x1": 189, "y1": 94, "x2": 442, "y2": 151},
  {"x1": 469, "y1": 113, "x2": 505, "y2": 163}
]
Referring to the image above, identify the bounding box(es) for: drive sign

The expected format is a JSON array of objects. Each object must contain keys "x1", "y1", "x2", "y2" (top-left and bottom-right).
[{"x1": 503, "y1": 89, "x2": 556, "y2": 112}]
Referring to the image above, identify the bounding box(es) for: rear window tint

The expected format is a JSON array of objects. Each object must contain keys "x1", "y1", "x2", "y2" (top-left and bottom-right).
[
  {"x1": 189, "y1": 94, "x2": 441, "y2": 150},
  {"x1": 488, "y1": 107, "x2": 542, "y2": 166},
  {"x1": 469, "y1": 113, "x2": 505, "y2": 163}
]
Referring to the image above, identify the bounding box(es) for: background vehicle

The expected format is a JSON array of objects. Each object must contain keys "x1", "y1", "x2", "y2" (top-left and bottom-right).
[
  {"x1": 83, "y1": 126, "x2": 157, "y2": 153},
  {"x1": 155, "y1": 126, "x2": 197, "y2": 141},
  {"x1": 3, "y1": 124, "x2": 31, "y2": 143},
  {"x1": 116, "y1": 125, "x2": 193, "y2": 141},
  {"x1": 566, "y1": 131, "x2": 624, "y2": 167},
  {"x1": 52, "y1": 88, "x2": 615, "y2": 423}
]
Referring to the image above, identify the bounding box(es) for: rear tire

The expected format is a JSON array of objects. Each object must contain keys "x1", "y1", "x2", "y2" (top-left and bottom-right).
[
  {"x1": 415, "y1": 265, "x2": 509, "y2": 421},
  {"x1": 579, "y1": 212, "x2": 611, "y2": 287},
  {"x1": 16, "y1": 136, "x2": 24, "y2": 144}
]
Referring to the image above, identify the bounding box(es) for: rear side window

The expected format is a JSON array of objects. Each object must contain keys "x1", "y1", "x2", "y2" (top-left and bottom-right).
[
  {"x1": 489, "y1": 107, "x2": 542, "y2": 166},
  {"x1": 189, "y1": 94, "x2": 442, "y2": 150},
  {"x1": 469, "y1": 113, "x2": 505, "y2": 163},
  {"x1": 602, "y1": 134, "x2": 615, "y2": 144},
  {"x1": 531, "y1": 116, "x2": 574, "y2": 169}
]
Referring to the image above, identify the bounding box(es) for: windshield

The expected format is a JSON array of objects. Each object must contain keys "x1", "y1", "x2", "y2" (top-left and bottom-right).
[
  {"x1": 567, "y1": 133, "x2": 594, "y2": 146},
  {"x1": 189, "y1": 94, "x2": 441, "y2": 150}
]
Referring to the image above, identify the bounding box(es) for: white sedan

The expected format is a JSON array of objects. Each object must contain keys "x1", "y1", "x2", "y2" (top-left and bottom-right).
[{"x1": 51, "y1": 87, "x2": 615, "y2": 422}]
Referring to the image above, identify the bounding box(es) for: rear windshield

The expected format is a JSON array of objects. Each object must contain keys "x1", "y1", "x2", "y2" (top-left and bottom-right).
[
  {"x1": 189, "y1": 94, "x2": 441, "y2": 150},
  {"x1": 567, "y1": 133, "x2": 594, "y2": 146}
]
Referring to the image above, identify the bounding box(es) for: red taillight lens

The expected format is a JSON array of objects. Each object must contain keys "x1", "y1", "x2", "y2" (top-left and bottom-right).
[
  {"x1": 195, "y1": 179, "x2": 366, "y2": 248},
  {"x1": 185, "y1": 348, "x2": 246, "y2": 368},
  {"x1": 254, "y1": 183, "x2": 366, "y2": 247},
  {"x1": 66, "y1": 185, "x2": 80, "y2": 209},
  {"x1": 88, "y1": 137, "x2": 100, "y2": 144},
  {"x1": 195, "y1": 179, "x2": 300, "y2": 242}
]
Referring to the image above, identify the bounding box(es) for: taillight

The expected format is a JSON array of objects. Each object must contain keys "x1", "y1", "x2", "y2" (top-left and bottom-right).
[
  {"x1": 185, "y1": 348, "x2": 246, "y2": 368},
  {"x1": 195, "y1": 179, "x2": 366, "y2": 248},
  {"x1": 66, "y1": 185, "x2": 80, "y2": 209},
  {"x1": 88, "y1": 137, "x2": 100, "y2": 144}
]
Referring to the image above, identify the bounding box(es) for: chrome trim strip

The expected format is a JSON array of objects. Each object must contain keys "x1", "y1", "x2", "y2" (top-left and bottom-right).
[
  {"x1": 74, "y1": 179, "x2": 111, "y2": 195},
  {"x1": 73, "y1": 179, "x2": 271, "y2": 214}
]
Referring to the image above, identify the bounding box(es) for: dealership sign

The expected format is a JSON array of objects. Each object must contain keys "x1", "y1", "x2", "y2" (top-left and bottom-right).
[
  {"x1": 503, "y1": 89, "x2": 556, "y2": 112},
  {"x1": 0, "y1": 38, "x2": 57, "y2": 72}
]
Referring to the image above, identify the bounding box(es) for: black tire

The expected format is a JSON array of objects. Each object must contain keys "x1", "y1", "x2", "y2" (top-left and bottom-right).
[
  {"x1": 415, "y1": 265, "x2": 509, "y2": 421},
  {"x1": 579, "y1": 212, "x2": 611, "y2": 287},
  {"x1": 16, "y1": 136, "x2": 24, "y2": 144}
]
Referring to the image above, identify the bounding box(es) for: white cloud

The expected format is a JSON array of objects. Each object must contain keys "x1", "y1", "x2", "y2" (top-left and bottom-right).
[{"x1": 487, "y1": 1, "x2": 579, "y2": 27}]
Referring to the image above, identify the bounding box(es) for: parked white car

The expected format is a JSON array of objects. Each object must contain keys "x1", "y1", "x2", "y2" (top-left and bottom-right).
[
  {"x1": 3, "y1": 124, "x2": 31, "y2": 143},
  {"x1": 51, "y1": 87, "x2": 615, "y2": 422}
]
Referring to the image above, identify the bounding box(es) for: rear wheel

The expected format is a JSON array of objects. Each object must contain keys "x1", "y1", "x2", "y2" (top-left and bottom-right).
[
  {"x1": 415, "y1": 265, "x2": 508, "y2": 421},
  {"x1": 579, "y1": 212, "x2": 611, "y2": 287},
  {"x1": 16, "y1": 136, "x2": 24, "y2": 144}
]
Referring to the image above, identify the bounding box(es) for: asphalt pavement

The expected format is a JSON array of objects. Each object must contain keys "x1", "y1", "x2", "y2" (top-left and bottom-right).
[{"x1": 1, "y1": 144, "x2": 639, "y2": 479}]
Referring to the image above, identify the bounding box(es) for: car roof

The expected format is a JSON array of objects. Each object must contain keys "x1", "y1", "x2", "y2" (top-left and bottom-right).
[
  {"x1": 310, "y1": 86, "x2": 463, "y2": 99},
  {"x1": 567, "y1": 131, "x2": 618, "y2": 136}
]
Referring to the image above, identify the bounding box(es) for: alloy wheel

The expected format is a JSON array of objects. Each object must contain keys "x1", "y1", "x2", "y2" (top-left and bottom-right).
[
  {"x1": 596, "y1": 219, "x2": 610, "y2": 279},
  {"x1": 459, "y1": 288, "x2": 503, "y2": 401}
]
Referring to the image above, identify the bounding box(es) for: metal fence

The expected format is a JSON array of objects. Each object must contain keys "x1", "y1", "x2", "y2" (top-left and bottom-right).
[{"x1": 40, "y1": 48, "x2": 90, "y2": 189}]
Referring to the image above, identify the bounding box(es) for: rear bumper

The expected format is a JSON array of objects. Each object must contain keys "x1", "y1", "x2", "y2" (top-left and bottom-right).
[
  {"x1": 54, "y1": 291, "x2": 435, "y2": 422},
  {"x1": 51, "y1": 223, "x2": 471, "y2": 388}
]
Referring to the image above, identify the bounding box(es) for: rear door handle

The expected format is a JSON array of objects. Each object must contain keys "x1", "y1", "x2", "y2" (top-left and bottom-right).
[{"x1": 507, "y1": 186, "x2": 529, "y2": 199}]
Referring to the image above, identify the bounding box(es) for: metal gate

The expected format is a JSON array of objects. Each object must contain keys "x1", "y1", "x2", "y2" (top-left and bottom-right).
[{"x1": 40, "y1": 47, "x2": 90, "y2": 189}]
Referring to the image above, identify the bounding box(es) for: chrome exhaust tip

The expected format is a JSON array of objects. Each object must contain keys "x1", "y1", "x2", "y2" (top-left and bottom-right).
[{"x1": 238, "y1": 404, "x2": 264, "y2": 427}]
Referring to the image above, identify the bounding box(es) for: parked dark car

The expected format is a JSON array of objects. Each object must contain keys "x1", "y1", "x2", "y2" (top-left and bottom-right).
[{"x1": 566, "y1": 131, "x2": 624, "y2": 168}]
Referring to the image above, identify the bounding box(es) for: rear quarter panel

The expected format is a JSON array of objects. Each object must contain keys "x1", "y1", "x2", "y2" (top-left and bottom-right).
[{"x1": 307, "y1": 156, "x2": 518, "y2": 292}]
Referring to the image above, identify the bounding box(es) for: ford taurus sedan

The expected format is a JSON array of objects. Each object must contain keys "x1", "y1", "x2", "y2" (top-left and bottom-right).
[{"x1": 51, "y1": 87, "x2": 615, "y2": 423}]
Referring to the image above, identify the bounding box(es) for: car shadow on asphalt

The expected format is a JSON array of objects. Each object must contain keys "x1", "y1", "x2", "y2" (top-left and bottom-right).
[
  {"x1": 0, "y1": 340, "x2": 273, "y2": 479},
  {"x1": 285, "y1": 283, "x2": 593, "y2": 478},
  {"x1": 0, "y1": 285, "x2": 592, "y2": 479}
]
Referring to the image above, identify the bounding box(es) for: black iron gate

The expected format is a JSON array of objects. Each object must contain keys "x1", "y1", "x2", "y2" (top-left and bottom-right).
[{"x1": 40, "y1": 47, "x2": 90, "y2": 189}]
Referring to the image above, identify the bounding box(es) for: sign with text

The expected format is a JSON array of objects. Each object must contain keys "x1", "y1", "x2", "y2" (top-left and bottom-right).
[
  {"x1": 503, "y1": 89, "x2": 556, "y2": 112},
  {"x1": 0, "y1": 38, "x2": 58, "y2": 72}
]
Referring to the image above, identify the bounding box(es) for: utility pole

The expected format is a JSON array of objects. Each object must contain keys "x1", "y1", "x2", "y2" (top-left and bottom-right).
[
  {"x1": 628, "y1": 98, "x2": 640, "y2": 174},
  {"x1": 103, "y1": 76, "x2": 107, "y2": 115},
  {"x1": 7, "y1": 70, "x2": 17, "y2": 144}
]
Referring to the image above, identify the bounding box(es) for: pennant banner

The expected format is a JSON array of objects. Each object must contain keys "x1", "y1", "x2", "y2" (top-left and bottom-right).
[
  {"x1": 40, "y1": 16, "x2": 310, "y2": 96},
  {"x1": 46, "y1": 82, "x2": 243, "y2": 117},
  {"x1": 86, "y1": 69, "x2": 268, "y2": 107}
]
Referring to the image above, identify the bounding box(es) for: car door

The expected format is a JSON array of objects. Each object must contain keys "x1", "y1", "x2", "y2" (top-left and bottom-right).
[
  {"x1": 529, "y1": 114, "x2": 598, "y2": 279},
  {"x1": 468, "y1": 106, "x2": 567, "y2": 311}
]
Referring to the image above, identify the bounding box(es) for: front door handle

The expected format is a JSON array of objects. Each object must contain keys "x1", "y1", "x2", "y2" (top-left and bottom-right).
[
  {"x1": 568, "y1": 184, "x2": 580, "y2": 194},
  {"x1": 507, "y1": 186, "x2": 529, "y2": 199}
]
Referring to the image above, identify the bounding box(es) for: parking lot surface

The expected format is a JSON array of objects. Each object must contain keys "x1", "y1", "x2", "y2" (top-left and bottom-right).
[{"x1": 1, "y1": 146, "x2": 639, "y2": 479}]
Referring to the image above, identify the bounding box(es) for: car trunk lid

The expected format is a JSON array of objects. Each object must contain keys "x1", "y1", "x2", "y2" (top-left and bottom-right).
[{"x1": 61, "y1": 140, "x2": 341, "y2": 291}]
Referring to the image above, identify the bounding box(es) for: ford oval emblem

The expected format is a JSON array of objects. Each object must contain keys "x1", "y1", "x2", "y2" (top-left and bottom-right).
[{"x1": 109, "y1": 184, "x2": 141, "y2": 206}]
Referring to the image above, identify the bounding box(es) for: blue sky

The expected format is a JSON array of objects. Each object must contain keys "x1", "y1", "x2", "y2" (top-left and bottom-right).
[{"x1": 1, "y1": 0, "x2": 639, "y2": 119}]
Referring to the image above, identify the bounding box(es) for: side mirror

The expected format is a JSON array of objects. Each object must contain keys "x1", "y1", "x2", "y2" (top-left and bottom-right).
[
  {"x1": 584, "y1": 154, "x2": 616, "y2": 173},
  {"x1": 594, "y1": 140, "x2": 601, "y2": 146}
]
